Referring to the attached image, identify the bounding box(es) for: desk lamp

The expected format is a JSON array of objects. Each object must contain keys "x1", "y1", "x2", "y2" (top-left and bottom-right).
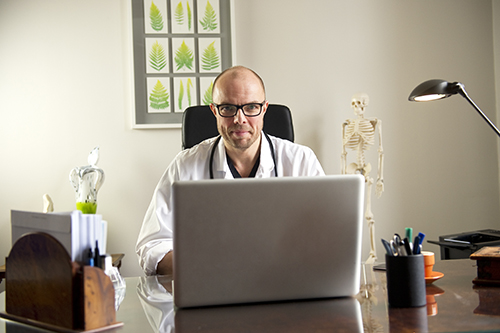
[{"x1": 408, "y1": 79, "x2": 500, "y2": 137}]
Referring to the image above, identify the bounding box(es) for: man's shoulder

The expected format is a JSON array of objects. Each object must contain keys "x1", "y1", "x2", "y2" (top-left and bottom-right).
[
  {"x1": 268, "y1": 134, "x2": 314, "y2": 154},
  {"x1": 175, "y1": 136, "x2": 219, "y2": 161}
]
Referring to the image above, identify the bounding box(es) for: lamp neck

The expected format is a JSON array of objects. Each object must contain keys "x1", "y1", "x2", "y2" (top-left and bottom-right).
[{"x1": 458, "y1": 85, "x2": 500, "y2": 137}]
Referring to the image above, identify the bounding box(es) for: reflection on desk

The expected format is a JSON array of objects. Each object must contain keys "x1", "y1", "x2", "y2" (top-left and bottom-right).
[
  {"x1": 175, "y1": 297, "x2": 362, "y2": 332},
  {"x1": 136, "y1": 276, "x2": 175, "y2": 332},
  {"x1": 2, "y1": 259, "x2": 500, "y2": 332},
  {"x1": 135, "y1": 276, "x2": 362, "y2": 333}
]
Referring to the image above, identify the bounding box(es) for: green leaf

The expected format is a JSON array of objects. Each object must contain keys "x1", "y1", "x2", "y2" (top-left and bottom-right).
[
  {"x1": 187, "y1": 78, "x2": 193, "y2": 106},
  {"x1": 200, "y1": 1, "x2": 217, "y2": 32},
  {"x1": 149, "y1": 41, "x2": 167, "y2": 71},
  {"x1": 201, "y1": 41, "x2": 219, "y2": 71},
  {"x1": 178, "y1": 80, "x2": 184, "y2": 110},
  {"x1": 175, "y1": 2, "x2": 184, "y2": 25},
  {"x1": 149, "y1": 80, "x2": 169, "y2": 110},
  {"x1": 202, "y1": 81, "x2": 213, "y2": 105},
  {"x1": 186, "y1": 1, "x2": 192, "y2": 31},
  {"x1": 150, "y1": 1, "x2": 164, "y2": 32},
  {"x1": 174, "y1": 40, "x2": 194, "y2": 71}
]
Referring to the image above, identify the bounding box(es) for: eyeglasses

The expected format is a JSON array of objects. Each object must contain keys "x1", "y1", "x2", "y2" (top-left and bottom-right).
[{"x1": 212, "y1": 101, "x2": 266, "y2": 118}]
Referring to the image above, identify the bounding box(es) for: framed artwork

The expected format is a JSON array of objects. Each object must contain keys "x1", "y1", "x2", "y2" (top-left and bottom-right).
[{"x1": 131, "y1": 0, "x2": 233, "y2": 129}]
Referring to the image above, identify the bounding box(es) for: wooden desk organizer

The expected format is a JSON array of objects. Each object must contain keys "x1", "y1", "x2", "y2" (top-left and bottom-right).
[
  {"x1": 470, "y1": 246, "x2": 500, "y2": 286},
  {"x1": 0, "y1": 232, "x2": 123, "y2": 332}
]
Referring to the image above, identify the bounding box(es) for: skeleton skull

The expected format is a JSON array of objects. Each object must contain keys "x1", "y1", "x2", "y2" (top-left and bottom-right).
[{"x1": 351, "y1": 93, "x2": 370, "y2": 115}]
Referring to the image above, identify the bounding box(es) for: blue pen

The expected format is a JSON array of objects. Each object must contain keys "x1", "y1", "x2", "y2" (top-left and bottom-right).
[
  {"x1": 413, "y1": 232, "x2": 425, "y2": 254},
  {"x1": 87, "y1": 248, "x2": 94, "y2": 266}
]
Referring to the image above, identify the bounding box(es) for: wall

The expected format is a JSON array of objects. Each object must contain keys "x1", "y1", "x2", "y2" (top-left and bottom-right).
[
  {"x1": 0, "y1": 0, "x2": 175, "y2": 278},
  {"x1": 234, "y1": 0, "x2": 500, "y2": 260},
  {"x1": 495, "y1": 1, "x2": 500, "y2": 183},
  {"x1": 0, "y1": 0, "x2": 498, "y2": 278}
]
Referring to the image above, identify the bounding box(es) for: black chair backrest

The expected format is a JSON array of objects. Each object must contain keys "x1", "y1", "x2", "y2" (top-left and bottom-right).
[{"x1": 182, "y1": 104, "x2": 295, "y2": 149}]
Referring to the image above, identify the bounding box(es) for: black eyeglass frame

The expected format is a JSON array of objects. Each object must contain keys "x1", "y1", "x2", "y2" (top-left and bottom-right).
[{"x1": 212, "y1": 101, "x2": 267, "y2": 118}]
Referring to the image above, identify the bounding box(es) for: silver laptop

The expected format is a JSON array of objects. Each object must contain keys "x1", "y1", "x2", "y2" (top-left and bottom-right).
[{"x1": 172, "y1": 175, "x2": 364, "y2": 308}]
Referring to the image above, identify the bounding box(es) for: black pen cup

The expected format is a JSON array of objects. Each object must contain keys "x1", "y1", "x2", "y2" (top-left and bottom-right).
[{"x1": 385, "y1": 254, "x2": 426, "y2": 308}]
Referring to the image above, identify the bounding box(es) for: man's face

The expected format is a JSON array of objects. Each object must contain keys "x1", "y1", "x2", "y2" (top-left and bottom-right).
[{"x1": 210, "y1": 71, "x2": 268, "y2": 151}]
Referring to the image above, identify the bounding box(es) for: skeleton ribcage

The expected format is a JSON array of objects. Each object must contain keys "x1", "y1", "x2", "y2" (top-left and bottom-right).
[{"x1": 344, "y1": 119, "x2": 375, "y2": 151}]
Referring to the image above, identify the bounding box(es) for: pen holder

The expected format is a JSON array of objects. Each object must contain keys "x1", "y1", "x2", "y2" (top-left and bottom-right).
[{"x1": 386, "y1": 254, "x2": 426, "y2": 308}]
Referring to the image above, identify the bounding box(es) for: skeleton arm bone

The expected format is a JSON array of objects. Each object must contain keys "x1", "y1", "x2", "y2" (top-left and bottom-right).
[
  {"x1": 341, "y1": 121, "x2": 348, "y2": 174},
  {"x1": 374, "y1": 119, "x2": 384, "y2": 197}
]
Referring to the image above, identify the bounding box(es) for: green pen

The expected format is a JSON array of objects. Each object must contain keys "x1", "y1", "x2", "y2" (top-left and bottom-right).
[{"x1": 405, "y1": 227, "x2": 413, "y2": 250}]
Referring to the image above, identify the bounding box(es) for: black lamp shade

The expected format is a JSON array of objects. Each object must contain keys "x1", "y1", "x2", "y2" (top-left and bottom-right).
[
  {"x1": 408, "y1": 79, "x2": 500, "y2": 137},
  {"x1": 408, "y1": 79, "x2": 461, "y2": 102}
]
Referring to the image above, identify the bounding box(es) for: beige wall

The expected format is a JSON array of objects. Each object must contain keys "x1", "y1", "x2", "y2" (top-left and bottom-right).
[{"x1": 0, "y1": 0, "x2": 498, "y2": 278}]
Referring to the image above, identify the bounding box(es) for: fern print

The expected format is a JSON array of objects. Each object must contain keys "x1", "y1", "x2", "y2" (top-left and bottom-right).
[
  {"x1": 174, "y1": 40, "x2": 194, "y2": 71},
  {"x1": 150, "y1": 1, "x2": 164, "y2": 32},
  {"x1": 202, "y1": 82, "x2": 213, "y2": 105},
  {"x1": 201, "y1": 41, "x2": 220, "y2": 71},
  {"x1": 178, "y1": 80, "x2": 184, "y2": 110},
  {"x1": 187, "y1": 78, "x2": 193, "y2": 106},
  {"x1": 149, "y1": 41, "x2": 167, "y2": 71},
  {"x1": 187, "y1": 1, "x2": 192, "y2": 31},
  {"x1": 150, "y1": 80, "x2": 169, "y2": 110},
  {"x1": 175, "y1": 2, "x2": 184, "y2": 25},
  {"x1": 200, "y1": 1, "x2": 217, "y2": 31}
]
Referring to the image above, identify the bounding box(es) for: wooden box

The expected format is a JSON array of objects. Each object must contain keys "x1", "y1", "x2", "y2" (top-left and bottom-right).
[
  {"x1": 0, "y1": 232, "x2": 123, "y2": 332},
  {"x1": 470, "y1": 246, "x2": 500, "y2": 286}
]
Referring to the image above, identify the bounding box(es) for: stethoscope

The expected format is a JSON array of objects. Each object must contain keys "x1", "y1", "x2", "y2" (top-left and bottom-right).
[{"x1": 209, "y1": 132, "x2": 277, "y2": 179}]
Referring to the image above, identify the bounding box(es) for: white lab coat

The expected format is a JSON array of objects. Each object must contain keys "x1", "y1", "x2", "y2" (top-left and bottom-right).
[{"x1": 136, "y1": 133, "x2": 325, "y2": 275}]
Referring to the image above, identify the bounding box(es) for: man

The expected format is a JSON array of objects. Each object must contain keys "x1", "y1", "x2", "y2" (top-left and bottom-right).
[{"x1": 136, "y1": 66, "x2": 324, "y2": 276}]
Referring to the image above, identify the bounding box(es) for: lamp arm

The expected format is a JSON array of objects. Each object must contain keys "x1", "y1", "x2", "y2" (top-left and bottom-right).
[{"x1": 458, "y1": 86, "x2": 500, "y2": 137}]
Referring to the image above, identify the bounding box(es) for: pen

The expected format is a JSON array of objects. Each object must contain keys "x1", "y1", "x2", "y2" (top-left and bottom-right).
[
  {"x1": 413, "y1": 232, "x2": 425, "y2": 254},
  {"x1": 403, "y1": 237, "x2": 412, "y2": 256},
  {"x1": 381, "y1": 238, "x2": 394, "y2": 256},
  {"x1": 87, "y1": 248, "x2": 94, "y2": 266},
  {"x1": 94, "y1": 240, "x2": 101, "y2": 269}
]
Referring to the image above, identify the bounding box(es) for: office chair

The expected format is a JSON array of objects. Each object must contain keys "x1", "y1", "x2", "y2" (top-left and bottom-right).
[{"x1": 182, "y1": 104, "x2": 295, "y2": 149}]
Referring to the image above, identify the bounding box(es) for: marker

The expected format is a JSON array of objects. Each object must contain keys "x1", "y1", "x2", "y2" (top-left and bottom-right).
[
  {"x1": 405, "y1": 228, "x2": 413, "y2": 250},
  {"x1": 418, "y1": 232, "x2": 426, "y2": 243}
]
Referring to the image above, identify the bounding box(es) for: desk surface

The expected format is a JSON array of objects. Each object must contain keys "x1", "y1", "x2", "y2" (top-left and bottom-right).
[{"x1": 1, "y1": 259, "x2": 500, "y2": 332}]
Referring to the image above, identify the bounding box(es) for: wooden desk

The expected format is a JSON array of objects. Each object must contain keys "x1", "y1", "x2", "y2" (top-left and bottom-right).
[
  {"x1": 0, "y1": 253, "x2": 124, "y2": 283},
  {"x1": 1, "y1": 259, "x2": 500, "y2": 332}
]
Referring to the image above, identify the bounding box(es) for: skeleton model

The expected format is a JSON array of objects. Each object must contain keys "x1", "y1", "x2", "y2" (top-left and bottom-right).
[{"x1": 341, "y1": 93, "x2": 384, "y2": 264}]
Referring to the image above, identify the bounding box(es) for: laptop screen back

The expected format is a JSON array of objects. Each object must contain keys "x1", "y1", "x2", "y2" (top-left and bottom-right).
[{"x1": 172, "y1": 175, "x2": 364, "y2": 308}]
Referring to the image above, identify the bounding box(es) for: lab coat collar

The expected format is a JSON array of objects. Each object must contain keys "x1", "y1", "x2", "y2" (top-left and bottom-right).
[{"x1": 212, "y1": 132, "x2": 274, "y2": 179}]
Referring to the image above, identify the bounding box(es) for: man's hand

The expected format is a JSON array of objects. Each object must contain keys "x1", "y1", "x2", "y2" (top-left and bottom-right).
[{"x1": 156, "y1": 251, "x2": 173, "y2": 276}]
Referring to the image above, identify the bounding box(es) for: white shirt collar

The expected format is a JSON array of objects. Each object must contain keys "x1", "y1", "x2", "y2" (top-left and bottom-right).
[{"x1": 212, "y1": 132, "x2": 274, "y2": 178}]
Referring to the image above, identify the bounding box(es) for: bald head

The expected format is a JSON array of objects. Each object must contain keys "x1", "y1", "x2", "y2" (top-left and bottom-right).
[{"x1": 212, "y1": 66, "x2": 266, "y2": 103}]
